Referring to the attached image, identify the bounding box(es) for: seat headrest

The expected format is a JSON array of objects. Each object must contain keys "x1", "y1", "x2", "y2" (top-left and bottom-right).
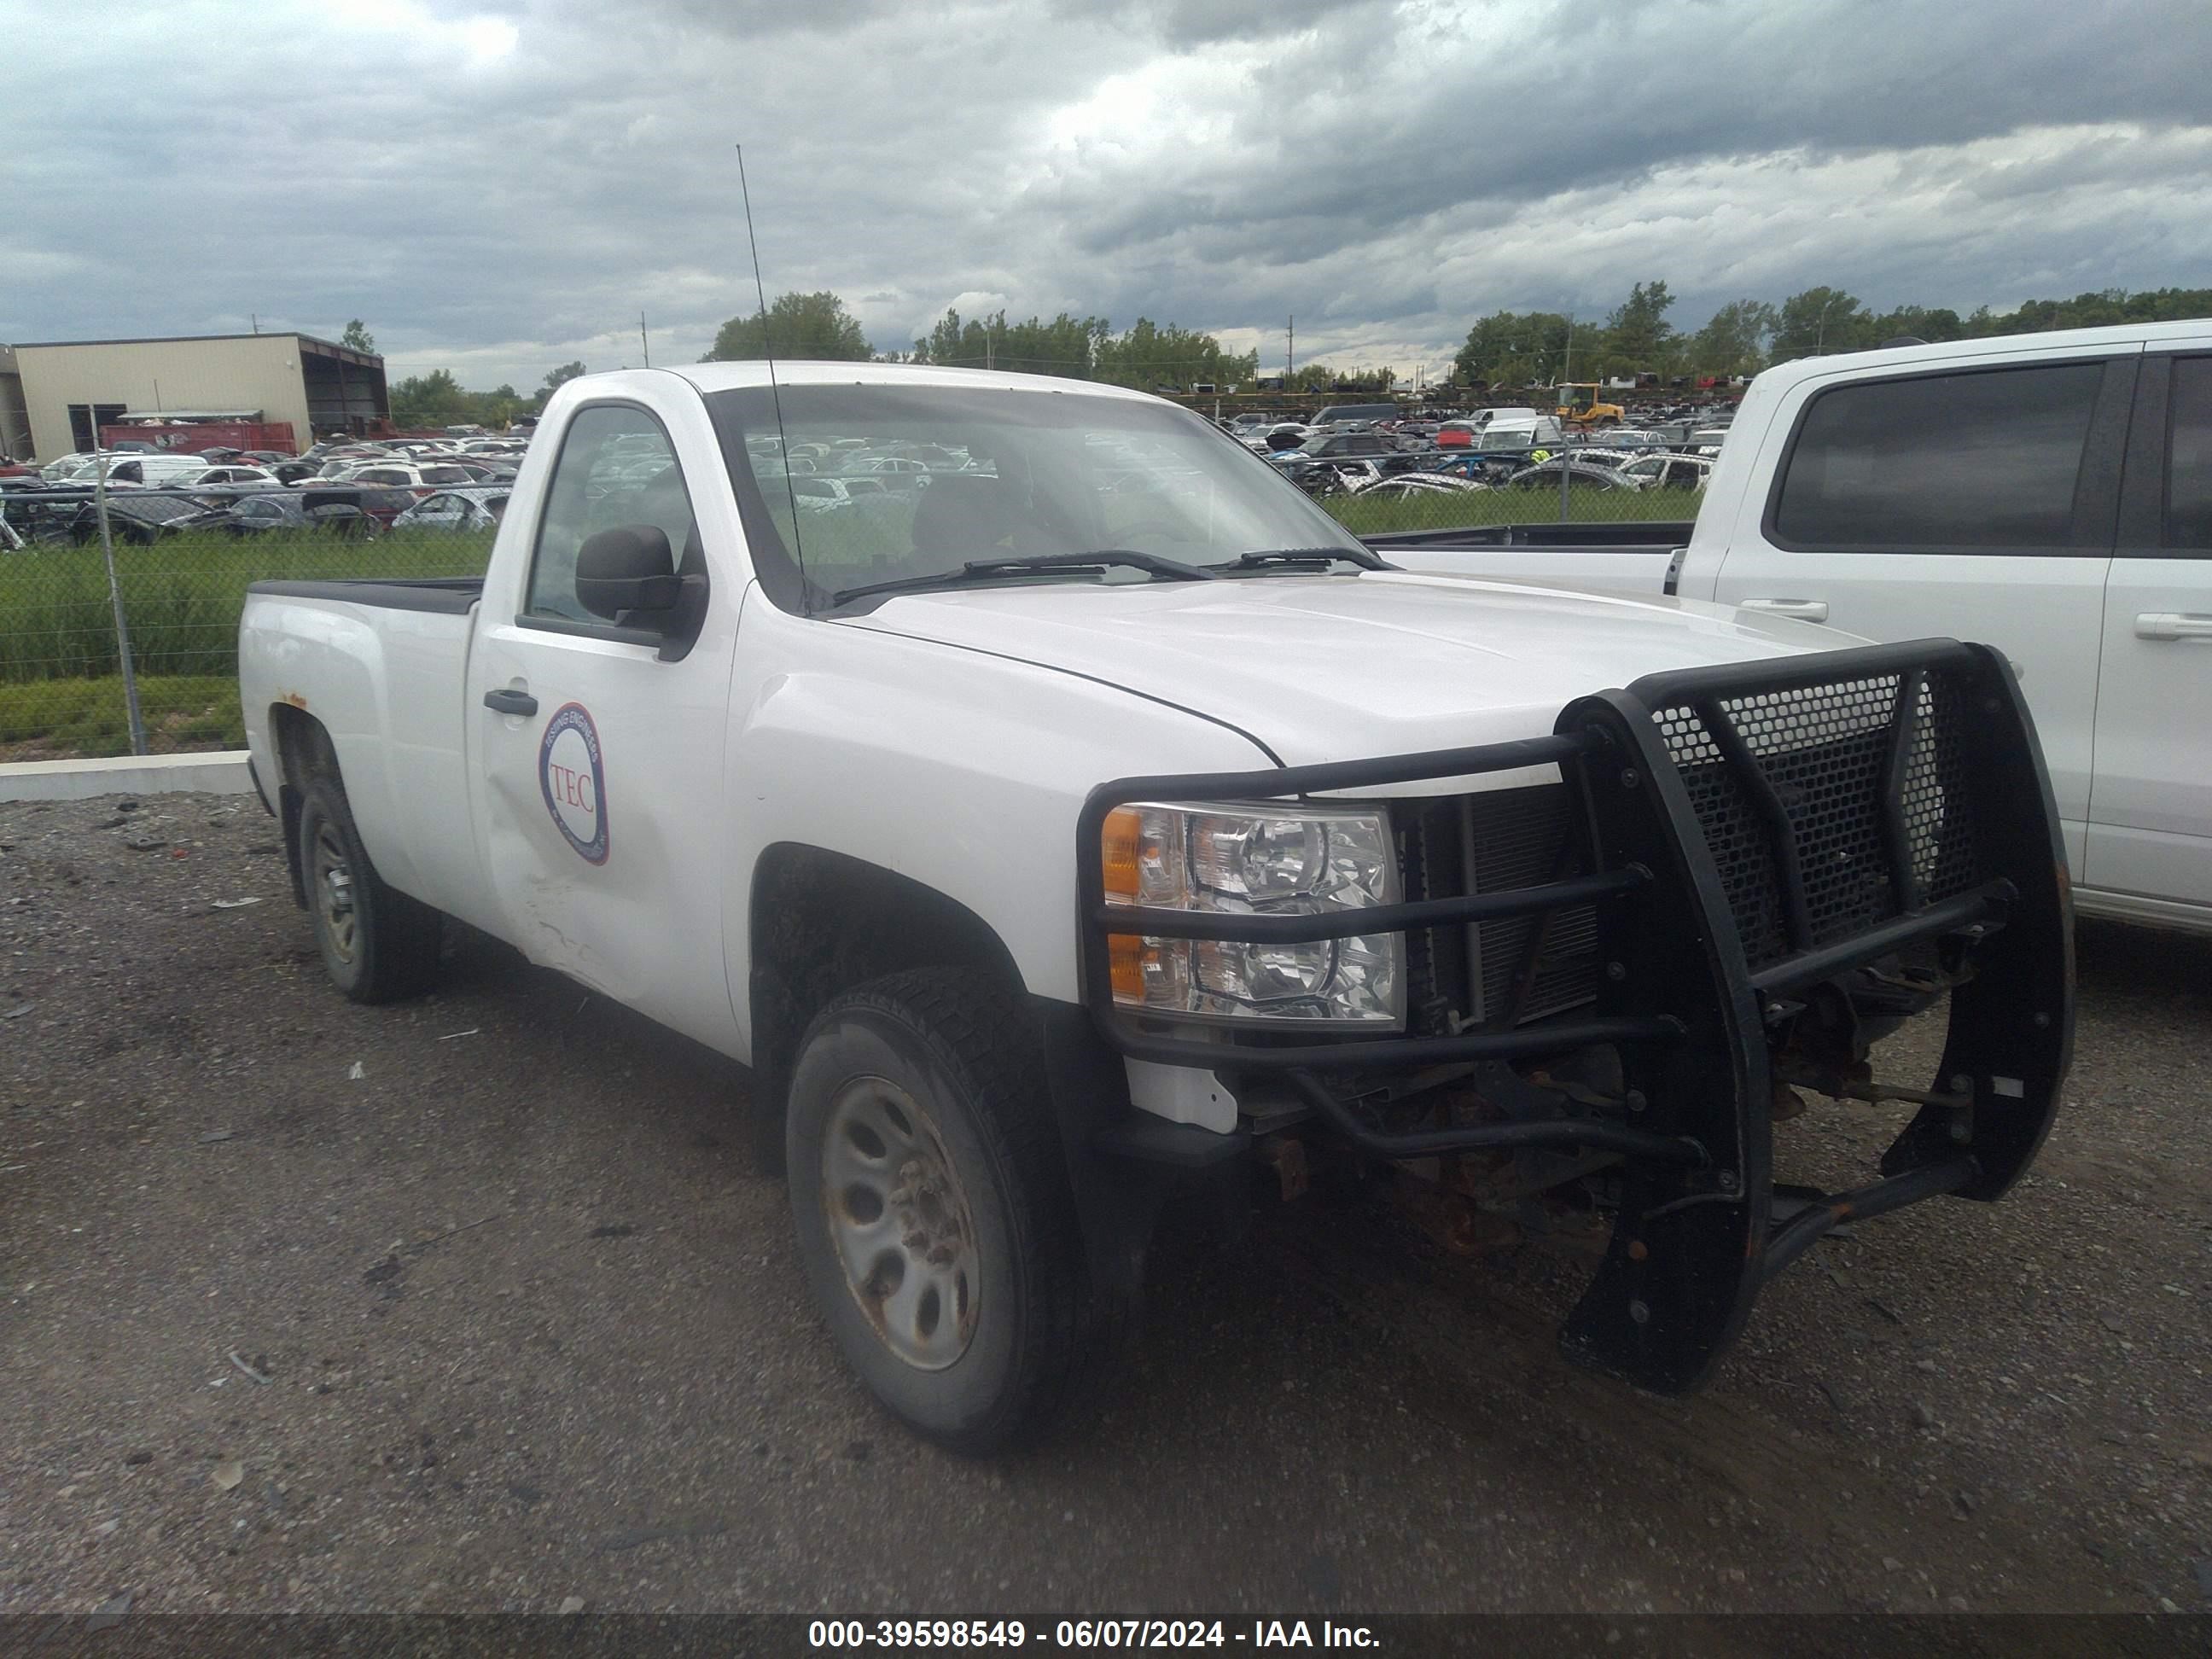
[{"x1": 909, "y1": 473, "x2": 1013, "y2": 556}]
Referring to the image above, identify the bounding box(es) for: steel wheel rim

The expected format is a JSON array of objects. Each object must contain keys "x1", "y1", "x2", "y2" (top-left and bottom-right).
[
  {"x1": 311, "y1": 820, "x2": 358, "y2": 963},
  {"x1": 820, "y1": 1074, "x2": 980, "y2": 1371}
]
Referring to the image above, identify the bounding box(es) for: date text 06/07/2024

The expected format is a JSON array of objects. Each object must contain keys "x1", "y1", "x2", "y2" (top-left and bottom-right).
[{"x1": 807, "y1": 1621, "x2": 1382, "y2": 1649}]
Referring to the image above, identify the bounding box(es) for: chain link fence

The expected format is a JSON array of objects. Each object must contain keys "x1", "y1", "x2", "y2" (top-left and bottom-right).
[
  {"x1": 0, "y1": 445, "x2": 1709, "y2": 759},
  {"x1": 0, "y1": 484, "x2": 492, "y2": 760}
]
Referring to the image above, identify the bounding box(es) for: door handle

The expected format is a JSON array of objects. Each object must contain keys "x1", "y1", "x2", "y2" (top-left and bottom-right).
[
  {"x1": 2136, "y1": 612, "x2": 2212, "y2": 642},
  {"x1": 483, "y1": 687, "x2": 538, "y2": 716},
  {"x1": 1738, "y1": 597, "x2": 1829, "y2": 622}
]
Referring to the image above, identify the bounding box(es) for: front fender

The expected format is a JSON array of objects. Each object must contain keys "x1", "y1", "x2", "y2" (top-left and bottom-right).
[{"x1": 721, "y1": 595, "x2": 1270, "y2": 1060}]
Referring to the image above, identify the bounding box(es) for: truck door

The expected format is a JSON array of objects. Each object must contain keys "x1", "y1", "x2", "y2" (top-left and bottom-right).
[
  {"x1": 2086, "y1": 349, "x2": 2212, "y2": 908},
  {"x1": 466, "y1": 397, "x2": 742, "y2": 1051},
  {"x1": 1709, "y1": 351, "x2": 2135, "y2": 873}
]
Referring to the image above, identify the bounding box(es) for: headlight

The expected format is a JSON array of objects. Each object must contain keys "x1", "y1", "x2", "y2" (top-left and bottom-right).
[{"x1": 1101, "y1": 802, "x2": 1403, "y2": 1028}]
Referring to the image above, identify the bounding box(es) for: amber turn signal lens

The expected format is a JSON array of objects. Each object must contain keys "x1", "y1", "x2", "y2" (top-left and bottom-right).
[
  {"x1": 1109, "y1": 934, "x2": 1148, "y2": 1000},
  {"x1": 1102, "y1": 806, "x2": 1142, "y2": 901}
]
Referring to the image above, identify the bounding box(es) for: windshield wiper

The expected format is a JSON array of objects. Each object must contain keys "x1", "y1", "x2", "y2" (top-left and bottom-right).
[
  {"x1": 1209, "y1": 545, "x2": 1393, "y2": 573},
  {"x1": 830, "y1": 549, "x2": 1215, "y2": 607}
]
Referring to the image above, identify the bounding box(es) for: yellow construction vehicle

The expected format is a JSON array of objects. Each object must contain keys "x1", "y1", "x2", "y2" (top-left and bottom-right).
[{"x1": 1554, "y1": 382, "x2": 1625, "y2": 428}]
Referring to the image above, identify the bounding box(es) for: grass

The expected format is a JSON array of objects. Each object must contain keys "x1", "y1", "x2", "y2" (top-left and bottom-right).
[
  {"x1": 0, "y1": 528, "x2": 493, "y2": 684},
  {"x1": 0, "y1": 673, "x2": 243, "y2": 760},
  {"x1": 0, "y1": 528, "x2": 492, "y2": 758}
]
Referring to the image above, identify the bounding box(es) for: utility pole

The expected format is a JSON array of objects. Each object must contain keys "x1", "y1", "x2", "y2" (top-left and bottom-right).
[
  {"x1": 640, "y1": 311, "x2": 650, "y2": 368},
  {"x1": 1815, "y1": 293, "x2": 1845, "y2": 355},
  {"x1": 1286, "y1": 316, "x2": 1294, "y2": 383}
]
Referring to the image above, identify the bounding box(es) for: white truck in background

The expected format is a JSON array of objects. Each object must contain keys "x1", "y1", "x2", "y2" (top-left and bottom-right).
[
  {"x1": 238, "y1": 361, "x2": 2073, "y2": 1451},
  {"x1": 1384, "y1": 321, "x2": 2212, "y2": 936}
]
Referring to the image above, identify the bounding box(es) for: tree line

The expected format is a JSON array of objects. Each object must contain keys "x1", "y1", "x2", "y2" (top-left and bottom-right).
[
  {"x1": 387, "y1": 359, "x2": 585, "y2": 432},
  {"x1": 371, "y1": 278, "x2": 2212, "y2": 428},
  {"x1": 701, "y1": 292, "x2": 1260, "y2": 391},
  {"x1": 1451, "y1": 283, "x2": 2212, "y2": 391}
]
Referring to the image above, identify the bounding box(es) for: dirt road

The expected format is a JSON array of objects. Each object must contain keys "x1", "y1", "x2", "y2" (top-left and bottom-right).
[{"x1": 3, "y1": 791, "x2": 2207, "y2": 1617}]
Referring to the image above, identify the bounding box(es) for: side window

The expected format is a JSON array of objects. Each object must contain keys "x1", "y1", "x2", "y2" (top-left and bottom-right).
[
  {"x1": 2166, "y1": 356, "x2": 2212, "y2": 550},
  {"x1": 1772, "y1": 362, "x2": 2104, "y2": 550},
  {"x1": 527, "y1": 405, "x2": 697, "y2": 622}
]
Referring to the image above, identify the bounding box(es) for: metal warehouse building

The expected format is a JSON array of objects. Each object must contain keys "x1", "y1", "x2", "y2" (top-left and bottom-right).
[
  {"x1": 8, "y1": 332, "x2": 388, "y2": 461},
  {"x1": 0, "y1": 345, "x2": 30, "y2": 461}
]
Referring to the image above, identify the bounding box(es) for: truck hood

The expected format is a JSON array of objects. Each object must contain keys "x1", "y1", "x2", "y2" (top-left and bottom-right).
[{"x1": 844, "y1": 571, "x2": 1852, "y2": 769}]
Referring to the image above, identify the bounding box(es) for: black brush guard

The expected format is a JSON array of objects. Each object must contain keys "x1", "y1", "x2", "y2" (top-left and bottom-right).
[{"x1": 1075, "y1": 639, "x2": 2073, "y2": 1393}]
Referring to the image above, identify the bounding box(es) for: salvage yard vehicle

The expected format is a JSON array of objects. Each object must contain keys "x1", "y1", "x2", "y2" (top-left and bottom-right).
[
  {"x1": 392, "y1": 486, "x2": 509, "y2": 533},
  {"x1": 240, "y1": 361, "x2": 2072, "y2": 1451},
  {"x1": 1555, "y1": 382, "x2": 1627, "y2": 428},
  {"x1": 1385, "y1": 320, "x2": 2212, "y2": 937}
]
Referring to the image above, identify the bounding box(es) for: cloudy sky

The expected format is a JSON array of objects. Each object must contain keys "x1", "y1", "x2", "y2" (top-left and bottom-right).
[{"x1": 5, "y1": 0, "x2": 2210, "y2": 390}]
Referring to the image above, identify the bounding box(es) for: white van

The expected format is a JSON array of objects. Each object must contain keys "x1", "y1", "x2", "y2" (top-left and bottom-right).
[
  {"x1": 98, "y1": 453, "x2": 213, "y2": 486},
  {"x1": 1465, "y1": 414, "x2": 1563, "y2": 451}
]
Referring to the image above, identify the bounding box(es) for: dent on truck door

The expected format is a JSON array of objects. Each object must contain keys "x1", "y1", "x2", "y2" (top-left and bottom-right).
[
  {"x1": 2086, "y1": 350, "x2": 2212, "y2": 906},
  {"x1": 467, "y1": 401, "x2": 742, "y2": 1051},
  {"x1": 1711, "y1": 353, "x2": 2134, "y2": 873}
]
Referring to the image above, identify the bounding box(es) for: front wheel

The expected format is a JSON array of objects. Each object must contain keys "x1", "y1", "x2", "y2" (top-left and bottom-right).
[{"x1": 785, "y1": 969, "x2": 1112, "y2": 1452}]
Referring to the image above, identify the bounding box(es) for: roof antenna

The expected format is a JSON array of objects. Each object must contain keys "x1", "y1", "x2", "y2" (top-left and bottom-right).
[{"x1": 736, "y1": 143, "x2": 810, "y2": 608}]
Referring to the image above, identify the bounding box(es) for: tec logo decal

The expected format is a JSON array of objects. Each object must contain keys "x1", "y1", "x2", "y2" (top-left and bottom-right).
[{"x1": 538, "y1": 701, "x2": 609, "y2": 865}]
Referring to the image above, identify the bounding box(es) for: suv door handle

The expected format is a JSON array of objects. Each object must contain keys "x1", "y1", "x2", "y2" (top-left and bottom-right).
[
  {"x1": 1738, "y1": 597, "x2": 1829, "y2": 622},
  {"x1": 2136, "y1": 612, "x2": 2212, "y2": 642},
  {"x1": 483, "y1": 688, "x2": 539, "y2": 716}
]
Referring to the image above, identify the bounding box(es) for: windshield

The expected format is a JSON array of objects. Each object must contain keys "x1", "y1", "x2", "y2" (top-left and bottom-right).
[{"x1": 708, "y1": 383, "x2": 1368, "y2": 611}]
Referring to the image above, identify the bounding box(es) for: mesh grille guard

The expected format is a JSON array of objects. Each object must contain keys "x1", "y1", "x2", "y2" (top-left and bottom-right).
[{"x1": 1077, "y1": 638, "x2": 2074, "y2": 1393}]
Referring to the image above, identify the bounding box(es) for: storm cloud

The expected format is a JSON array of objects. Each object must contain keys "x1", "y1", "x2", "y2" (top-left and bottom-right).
[{"x1": 3, "y1": 0, "x2": 2208, "y2": 387}]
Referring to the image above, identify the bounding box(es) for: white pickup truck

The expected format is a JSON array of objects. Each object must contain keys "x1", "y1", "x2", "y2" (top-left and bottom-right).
[
  {"x1": 1387, "y1": 320, "x2": 2212, "y2": 936},
  {"x1": 240, "y1": 362, "x2": 2071, "y2": 1451}
]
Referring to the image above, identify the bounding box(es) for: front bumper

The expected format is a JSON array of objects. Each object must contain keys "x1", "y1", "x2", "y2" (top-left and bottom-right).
[{"x1": 1074, "y1": 639, "x2": 2074, "y2": 1392}]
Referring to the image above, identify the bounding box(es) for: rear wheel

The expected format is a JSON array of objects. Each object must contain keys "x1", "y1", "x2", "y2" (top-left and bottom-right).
[
  {"x1": 785, "y1": 969, "x2": 1112, "y2": 1452},
  {"x1": 296, "y1": 778, "x2": 442, "y2": 1003}
]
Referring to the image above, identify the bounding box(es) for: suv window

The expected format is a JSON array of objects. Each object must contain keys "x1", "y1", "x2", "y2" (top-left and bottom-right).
[
  {"x1": 1773, "y1": 362, "x2": 2104, "y2": 550},
  {"x1": 2167, "y1": 356, "x2": 2212, "y2": 549},
  {"x1": 527, "y1": 405, "x2": 696, "y2": 622}
]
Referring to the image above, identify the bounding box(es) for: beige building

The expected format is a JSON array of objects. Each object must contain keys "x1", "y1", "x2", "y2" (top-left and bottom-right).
[
  {"x1": 9, "y1": 332, "x2": 387, "y2": 461},
  {"x1": 0, "y1": 345, "x2": 29, "y2": 461}
]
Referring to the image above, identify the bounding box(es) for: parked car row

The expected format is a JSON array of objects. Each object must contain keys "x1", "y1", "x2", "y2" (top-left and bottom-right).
[
  {"x1": 27, "y1": 432, "x2": 529, "y2": 492},
  {"x1": 0, "y1": 476, "x2": 511, "y2": 546},
  {"x1": 1269, "y1": 439, "x2": 1717, "y2": 499}
]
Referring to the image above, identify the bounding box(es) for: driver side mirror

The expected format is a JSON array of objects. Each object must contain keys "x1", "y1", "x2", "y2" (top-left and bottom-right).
[{"x1": 575, "y1": 524, "x2": 682, "y2": 620}]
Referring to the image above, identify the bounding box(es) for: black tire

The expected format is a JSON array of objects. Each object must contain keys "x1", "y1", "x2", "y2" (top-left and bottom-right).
[
  {"x1": 295, "y1": 777, "x2": 442, "y2": 1004},
  {"x1": 785, "y1": 968, "x2": 1112, "y2": 1453}
]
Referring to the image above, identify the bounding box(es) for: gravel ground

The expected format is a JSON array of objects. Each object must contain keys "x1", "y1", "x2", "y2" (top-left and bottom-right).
[{"x1": 2, "y1": 790, "x2": 2208, "y2": 1620}]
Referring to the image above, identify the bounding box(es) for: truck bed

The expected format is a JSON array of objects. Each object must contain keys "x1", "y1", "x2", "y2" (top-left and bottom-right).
[
  {"x1": 1361, "y1": 520, "x2": 1694, "y2": 550},
  {"x1": 1361, "y1": 522, "x2": 1687, "y2": 599},
  {"x1": 246, "y1": 576, "x2": 486, "y2": 614}
]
